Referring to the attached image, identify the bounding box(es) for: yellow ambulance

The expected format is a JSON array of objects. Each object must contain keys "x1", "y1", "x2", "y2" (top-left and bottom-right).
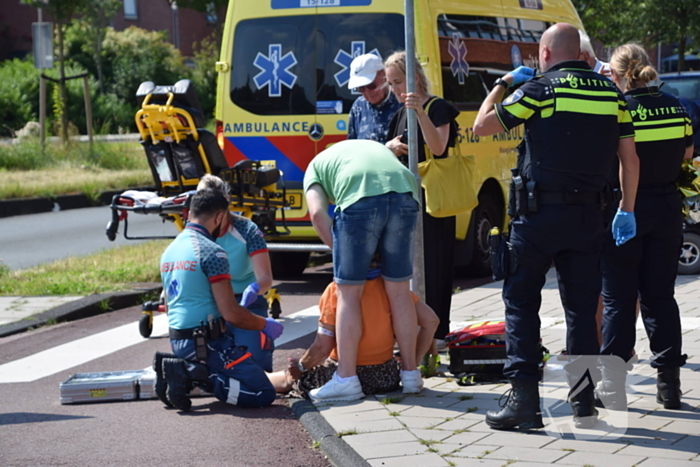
[{"x1": 214, "y1": 0, "x2": 584, "y2": 276}]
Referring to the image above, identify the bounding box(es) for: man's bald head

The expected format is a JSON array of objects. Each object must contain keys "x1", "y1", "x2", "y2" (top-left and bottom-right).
[{"x1": 539, "y1": 23, "x2": 581, "y2": 70}]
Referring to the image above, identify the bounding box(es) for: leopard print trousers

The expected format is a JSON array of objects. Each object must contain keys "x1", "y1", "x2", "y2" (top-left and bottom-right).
[{"x1": 292, "y1": 357, "x2": 400, "y2": 399}]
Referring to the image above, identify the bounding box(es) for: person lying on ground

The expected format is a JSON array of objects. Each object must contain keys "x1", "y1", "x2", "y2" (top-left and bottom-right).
[{"x1": 267, "y1": 263, "x2": 439, "y2": 400}]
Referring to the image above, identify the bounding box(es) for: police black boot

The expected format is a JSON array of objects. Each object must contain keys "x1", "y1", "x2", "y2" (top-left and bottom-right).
[
  {"x1": 183, "y1": 360, "x2": 213, "y2": 394},
  {"x1": 594, "y1": 365, "x2": 627, "y2": 411},
  {"x1": 569, "y1": 386, "x2": 598, "y2": 429},
  {"x1": 656, "y1": 367, "x2": 681, "y2": 409},
  {"x1": 153, "y1": 351, "x2": 176, "y2": 407},
  {"x1": 485, "y1": 379, "x2": 544, "y2": 430},
  {"x1": 162, "y1": 358, "x2": 192, "y2": 412}
]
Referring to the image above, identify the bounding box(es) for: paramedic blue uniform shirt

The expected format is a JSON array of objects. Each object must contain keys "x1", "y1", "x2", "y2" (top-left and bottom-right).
[
  {"x1": 347, "y1": 92, "x2": 402, "y2": 143},
  {"x1": 489, "y1": 60, "x2": 635, "y2": 382},
  {"x1": 601, "y1": 86, "x2": 692, "y2": 371},
  {"x1": 161, "y1": 222, "x2": 231, "y2": 330},
  {"x1": 217, "y1": 216, "x2": 268, "y2": 294}
]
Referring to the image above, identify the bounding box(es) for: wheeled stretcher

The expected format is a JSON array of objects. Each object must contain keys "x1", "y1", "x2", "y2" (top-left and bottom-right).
[{"x1": 104, "y1": 80, "x2": 289, "y2": 336}]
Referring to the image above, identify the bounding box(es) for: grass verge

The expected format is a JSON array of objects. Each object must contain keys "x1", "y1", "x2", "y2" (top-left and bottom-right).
[
  {"x1": 0, "y1": 240, "x2": 169, "y2": 296},
  {"x1": 0, "y1": 139, "x2": 152, "y2": 200},
  {"x1": 0, "y1": 168, "x2": 153, "y2": 200}
]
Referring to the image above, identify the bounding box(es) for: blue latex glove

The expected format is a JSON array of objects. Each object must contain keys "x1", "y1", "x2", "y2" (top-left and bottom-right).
[
  {"x1": 509, "y1": 66, "x2": 535, "y2": 86},
  {"x1": 612, "y1": 208, "x2": 636, "y2": 246},
  {"x1": 239, "y1": 282, "x2": 261, "y2": 307},
  {"x1": 262, "y1": 317, "x2": 284, "y2": 341}
]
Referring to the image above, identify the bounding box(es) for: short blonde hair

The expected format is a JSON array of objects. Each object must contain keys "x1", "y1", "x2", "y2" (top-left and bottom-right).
[
  {"x1": 384, "y1": 51, "x2": 430, "y2": 95},
  {"x1": 610, "y1": 43, "x2": 658, "y2": 91}
]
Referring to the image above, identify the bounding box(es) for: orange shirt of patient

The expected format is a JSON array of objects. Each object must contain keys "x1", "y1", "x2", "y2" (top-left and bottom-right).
[{"x1": 319, "y1": 278, "x2": 420, "y2": 366}]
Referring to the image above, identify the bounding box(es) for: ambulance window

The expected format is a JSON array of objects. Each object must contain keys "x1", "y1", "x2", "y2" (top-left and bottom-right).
[
  {"x1": 437, "y1": 13, "x2": 547, "y2": 105},
  {"x1": 442, "y1": 70, "x2": 488, "y2": 109},
  {"x1": 316, "y1": 13, "x2": 404, "y2": 114},
  {"x1": 229, "y1": 14, "x2": 404, "y2": 116},
  {"x1": 437, "y1": 14, "x2": 548, "y2": 43},
  {"x1": 230, "y1": 16, "x2": 316, "y2": 116}
]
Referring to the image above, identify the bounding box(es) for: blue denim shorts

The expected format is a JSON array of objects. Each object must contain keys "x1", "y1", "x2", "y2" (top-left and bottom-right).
[{"x1": 332, "y1": 192, "x2": 418, "y2": 285}]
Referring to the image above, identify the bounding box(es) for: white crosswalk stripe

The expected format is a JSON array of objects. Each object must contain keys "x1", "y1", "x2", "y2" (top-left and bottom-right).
[
  {"x1": 0, "y1": 306, "x2": 320, "y2": 384},
  {"x1": 2, "y1": 309, "x2": 697, "y2": 384}
]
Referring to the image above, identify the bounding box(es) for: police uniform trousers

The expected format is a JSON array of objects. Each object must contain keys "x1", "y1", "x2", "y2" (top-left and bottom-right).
[
  {"x1": 601, "y1": 189, "x2": 687, "y2": 369},
  {"x1": 171, "y1": 326, "x2": 276, "y2": 408},
  {"x1": 503, "y1": 203, "x2": 604, "y2": 381},
  {"x1": 423, "y1": 210, "x2": 456, "y2": 340}
]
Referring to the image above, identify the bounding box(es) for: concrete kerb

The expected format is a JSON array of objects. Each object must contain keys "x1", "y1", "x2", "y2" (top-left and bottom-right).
[
  {"x1": 0, "y1": 285, "x2": 162, "y2": 338},
  {"x1": 0, "y1": 186, "x2": 156, "y2": 218},
  {"x1": 289, "y1": 398, "x2": 371, "y2": 467}
]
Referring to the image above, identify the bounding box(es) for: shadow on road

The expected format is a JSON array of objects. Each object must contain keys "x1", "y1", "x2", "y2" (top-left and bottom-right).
[{"x1": 0, "y1": 412, "x2": 93, "y2": 426}]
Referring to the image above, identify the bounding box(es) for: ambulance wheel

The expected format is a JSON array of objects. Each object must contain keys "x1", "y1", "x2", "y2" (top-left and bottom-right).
[
  {"x1": 679, "y1": 232, "x2": 700, "y2": 275},
  {"x1": 269, "y1": 299, "x2": 282, "y2": 319},
  {"x1": 139, "y1": 313, "x2": 153, "y2": 338},
  {"x1": 270, "y1": 251, "x2": 310, "y2": 278},
  {"x1": 470, "y1": 195, "x2": 500, "y2": 277}
]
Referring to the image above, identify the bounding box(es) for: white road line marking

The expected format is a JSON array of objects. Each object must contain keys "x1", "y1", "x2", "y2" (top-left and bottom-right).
[{"x1": 0, "y1": 306, "x2": 320, "y2": 384}]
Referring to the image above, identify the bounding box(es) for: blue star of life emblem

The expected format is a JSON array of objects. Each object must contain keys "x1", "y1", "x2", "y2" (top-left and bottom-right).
[
  {"x1": 253, "y1": 44, "x2": 298, "y2": 97},
  {"x1": 334, "y1": 41, "x2": 380, "y2": 93},
  {"x1": 448, "y1": 33, "x2": 469, "y2": 85},
  {"x1": 167, "y1": 279, "x2": 180, "y2": 299}
]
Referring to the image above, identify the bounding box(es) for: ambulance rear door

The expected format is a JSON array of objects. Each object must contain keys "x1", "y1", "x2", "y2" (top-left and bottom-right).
[{"x1": 222, "y1": 1, "x2": 404, "y2": 242}]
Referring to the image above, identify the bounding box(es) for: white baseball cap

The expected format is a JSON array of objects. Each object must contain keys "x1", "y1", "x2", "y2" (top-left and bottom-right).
[{"x1": 348, "y1": 54, "x2": 384, "y2": 90}]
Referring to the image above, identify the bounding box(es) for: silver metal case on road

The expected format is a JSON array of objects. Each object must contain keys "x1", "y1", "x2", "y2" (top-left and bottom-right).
[
  {"x1": 137, "y1": 369, "x2": 157, "y2": 400},
  {"x1": 60, "y1": 370, "x2": 145, "y2": 404}
]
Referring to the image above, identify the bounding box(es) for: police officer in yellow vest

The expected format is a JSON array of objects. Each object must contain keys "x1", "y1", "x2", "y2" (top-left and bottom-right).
[{"x1": 473, "y1": 23, "x2": 640, "y2": 430}]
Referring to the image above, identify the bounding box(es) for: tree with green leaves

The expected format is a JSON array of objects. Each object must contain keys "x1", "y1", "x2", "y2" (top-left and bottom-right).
[
  {"x1": 22, "y1": 0, "x2": 88, "y2": 143},
  {"x1": 643, "y1": 0, "x2": 700, "y2": 72},
  {"x1": 77, "y1": 0, "x2": 121, "y2": 95},
  {"x1": 573, "y1": 0, "x2": 700, "y2": 71}
]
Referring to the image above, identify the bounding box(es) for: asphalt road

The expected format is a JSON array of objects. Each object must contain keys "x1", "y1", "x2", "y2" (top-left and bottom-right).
[
  {"x1": 0, "y1": 264, "x2": 335, "y2": 466},
  {"x1": 0, "y1": 205, "x2": 493, "y2": 465},
  {"x1": 0, "y1": 206, "x2": 174, "y2": 271},
  {"x1": 0, "y1": 307, "x2": 329, "y2": 466}
]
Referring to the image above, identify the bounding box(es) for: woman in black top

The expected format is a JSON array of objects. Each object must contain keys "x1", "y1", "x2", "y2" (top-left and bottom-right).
[
  {"x1": 599, "y1": 43, "x2": 694, "y2": 410},
  {"x1": 384, "y1": 51, "x2": 460, "y2": 360}
]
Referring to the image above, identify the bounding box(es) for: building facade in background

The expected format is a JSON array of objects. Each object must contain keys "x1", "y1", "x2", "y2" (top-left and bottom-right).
[{"x1": 0, "y1": 0, "x2": 223, "y2": 62}]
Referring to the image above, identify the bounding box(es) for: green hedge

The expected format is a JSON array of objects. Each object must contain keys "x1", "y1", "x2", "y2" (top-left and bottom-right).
[{"x1": 0, "y1": 25, "x2": 218, "y2": 138}]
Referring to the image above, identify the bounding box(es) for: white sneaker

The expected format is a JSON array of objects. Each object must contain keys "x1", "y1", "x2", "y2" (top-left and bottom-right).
[
  {"x1": 435, "y1": 339, "x2": 448, "y2": 353},
  {"x1": 309, "y1": 372, "x2": 365, "y2": 402},
  {"x1": 401, "y1": 370, "x2": 424, "y2": 394}
]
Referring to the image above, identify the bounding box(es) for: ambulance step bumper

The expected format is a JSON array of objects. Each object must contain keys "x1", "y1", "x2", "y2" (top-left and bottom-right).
[{"x1": 267, "y1": 243, "x2": 331, "y2": 252}]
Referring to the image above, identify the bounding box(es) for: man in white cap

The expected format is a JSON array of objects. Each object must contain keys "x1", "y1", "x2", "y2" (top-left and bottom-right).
[{"x1": 347, "y1": 53, "x2": 402, "y2": 143}]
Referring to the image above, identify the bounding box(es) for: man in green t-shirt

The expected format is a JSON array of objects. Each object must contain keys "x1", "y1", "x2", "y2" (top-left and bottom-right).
[{"x1": 303, "y1": 139, "x2": 422, "y2": 401}]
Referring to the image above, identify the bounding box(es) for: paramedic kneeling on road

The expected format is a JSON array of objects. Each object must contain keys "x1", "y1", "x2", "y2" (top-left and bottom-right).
[
  {"x1": 473, "y1": 22, "x2": 639, "y2": 430},
  {"x1": 156, "y1": 188, "x2": 283, "y2": 412},
  {"x1": 197, "y1": 174, "x2": 275, "y2": 373}
]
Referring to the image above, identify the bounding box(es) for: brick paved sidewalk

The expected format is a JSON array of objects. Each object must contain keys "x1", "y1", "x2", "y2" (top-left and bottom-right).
[{"x1": 312, "y1": 270, "x2": 700, "y2": 467}]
